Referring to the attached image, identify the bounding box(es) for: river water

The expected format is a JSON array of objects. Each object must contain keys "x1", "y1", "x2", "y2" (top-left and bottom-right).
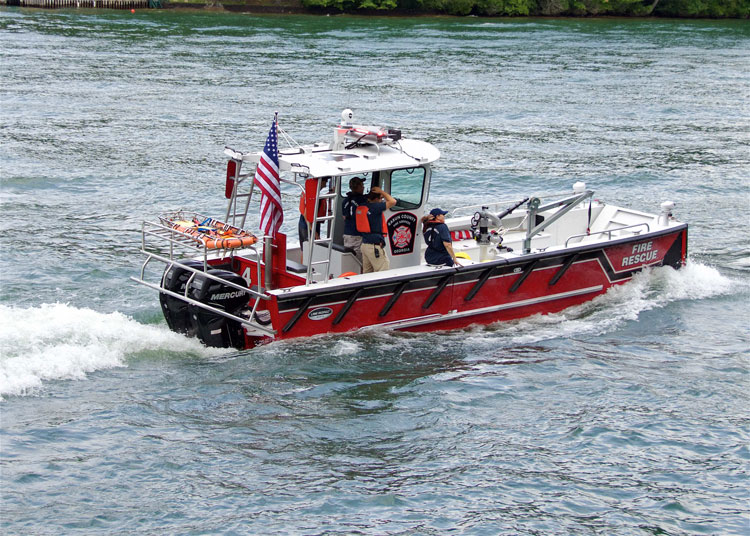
[{"x1": 1, "y1": 8, "x2": 749, "y2": 535}]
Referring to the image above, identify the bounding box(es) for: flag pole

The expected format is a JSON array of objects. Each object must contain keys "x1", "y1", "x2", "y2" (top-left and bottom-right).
[
  {"x1": 265, "y1": 112, "x2": 279, "y2": 291},
  {"x1": 264, "y1": 235, "x2": 273, "y2": 292},
  {"x1": 255, "y1": 111, "x2": 283, "y2": 292}
]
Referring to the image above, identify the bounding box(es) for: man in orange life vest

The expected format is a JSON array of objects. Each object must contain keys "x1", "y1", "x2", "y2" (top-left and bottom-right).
[
  {"x1": 342, "y1": 176, "x2": 367, "y2": 263},
  {"x1": 356, "y1": 186, "x2": 396, "y2": 273}
]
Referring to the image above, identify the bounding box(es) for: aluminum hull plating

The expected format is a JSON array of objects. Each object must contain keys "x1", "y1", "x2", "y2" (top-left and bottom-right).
[{"x1": 263, "y1": 226, "x2": 687, "y2": 344}]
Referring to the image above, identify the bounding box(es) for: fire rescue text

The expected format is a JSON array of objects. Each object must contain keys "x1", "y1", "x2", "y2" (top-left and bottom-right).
[{"x1": 621, "y1": 241, "x2": 658, "y2": 267}]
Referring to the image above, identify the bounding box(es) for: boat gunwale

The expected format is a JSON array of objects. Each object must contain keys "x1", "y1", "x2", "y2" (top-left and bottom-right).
[{"x1": 270, "y1": 223, "x2": 688, "y2": 301}]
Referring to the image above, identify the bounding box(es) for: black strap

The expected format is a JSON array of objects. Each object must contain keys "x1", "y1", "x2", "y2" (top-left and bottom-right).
[
  {"x1": 464, "y1": 267, "x2": 495, "y2": 302},
  {"x1": 509, "y1": 260, "x2": 539, "y2": 294},
  {"x1": 549, "y1": 254, "x2": 579, "y2": 287},
  {"x1": 423, "y1": 274, "x2": 453, "y2": 309},
  {"x1": 332, "y1": 288, "x2": 364, "y2": 326},
  {"x1": 379, "y1": 281, "x2": 409, "y2": 317},
  {"x1": 282, "y1": 296, "x2": 314, "y2": 333},
  {"x1": 424, "y1": 226, "x2": 438, "y2": 249}
]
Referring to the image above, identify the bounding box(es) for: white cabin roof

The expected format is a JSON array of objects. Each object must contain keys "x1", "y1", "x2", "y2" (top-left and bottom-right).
[{"x1": 233, "y1": 138, "x2": 440, "y2": 178}]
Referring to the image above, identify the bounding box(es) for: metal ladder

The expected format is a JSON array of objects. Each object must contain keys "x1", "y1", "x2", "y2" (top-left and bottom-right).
[
  {"x1": 305, "y1": 176, "x2": 340, "y2": 285},
  {"x1": 224, "y1": 157, "x2": 255, "y2": 230}
]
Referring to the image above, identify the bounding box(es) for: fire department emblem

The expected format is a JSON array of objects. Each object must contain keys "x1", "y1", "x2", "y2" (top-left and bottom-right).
[
  {"x1": 393, "y1": 225, "x2": 412, "y2": 249},
  {"x1": 387, "y1": 212, "x2": 417, "y2": 255}
]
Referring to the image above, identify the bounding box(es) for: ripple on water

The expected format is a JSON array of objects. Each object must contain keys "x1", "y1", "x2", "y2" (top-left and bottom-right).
[{"x1": 1, "y1": 11, "x2": 749, "y2": 535}]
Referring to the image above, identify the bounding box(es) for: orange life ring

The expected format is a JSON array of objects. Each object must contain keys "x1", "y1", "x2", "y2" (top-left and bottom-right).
[
  {"x1": 338, "y1": 271, "x2": 357, "y2": 278},
  {"x1": 204, "y1": 236, "x2": 258, "y2": 250}
]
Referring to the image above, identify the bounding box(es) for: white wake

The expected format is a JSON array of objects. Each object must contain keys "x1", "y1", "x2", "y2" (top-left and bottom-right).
[{"x1": 0, "y1": 303, "x2": 217, "y2": 399}]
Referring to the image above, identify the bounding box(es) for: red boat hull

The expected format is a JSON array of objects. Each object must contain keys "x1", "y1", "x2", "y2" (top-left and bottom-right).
[{"x1": 262, "y1": 226, "x2": 687, "y2": 345}]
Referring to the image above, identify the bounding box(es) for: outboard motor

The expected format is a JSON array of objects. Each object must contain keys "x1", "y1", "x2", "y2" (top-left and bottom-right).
[
  {"x1": 160, "y1": 260, "x2": 205, "y2": 336},
  {"x1": 188, "y1": 269, "x2": 249, "y2": 349}
]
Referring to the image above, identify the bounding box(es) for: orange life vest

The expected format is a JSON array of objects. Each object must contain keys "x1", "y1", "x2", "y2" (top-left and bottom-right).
[
  {"x1": 355, "y1": 204, "x2": 387, "y2": 235},
  {"x1": 299, "y1": 192, "x2": 326, "y2": 223}
]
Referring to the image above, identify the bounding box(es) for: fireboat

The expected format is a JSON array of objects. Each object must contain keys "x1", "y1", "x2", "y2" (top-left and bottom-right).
[{"x1": 133, "y1": 110, "x2": 688, "y2": 349}]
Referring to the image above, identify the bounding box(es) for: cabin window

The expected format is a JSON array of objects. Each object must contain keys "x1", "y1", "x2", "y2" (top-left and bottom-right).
[
  {"x1": 390, "y1": 167, "x2": 425, "y2": 211},
  {"x1": 338, "y1": 172, "x2": 378, "y2": 198}
]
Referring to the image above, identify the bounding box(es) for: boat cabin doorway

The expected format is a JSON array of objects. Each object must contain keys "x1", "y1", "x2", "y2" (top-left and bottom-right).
[{"x1": 300, "y1": 164, "x2": 433, "y2": 278}]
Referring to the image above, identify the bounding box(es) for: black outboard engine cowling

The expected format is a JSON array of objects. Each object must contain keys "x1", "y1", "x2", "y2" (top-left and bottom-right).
[
  {"x1": 160, "y1": 260, "x2": 205, "y2": 336},
  {"x1": 188, "y1": 269, "x2": 249, "y2": 349}
]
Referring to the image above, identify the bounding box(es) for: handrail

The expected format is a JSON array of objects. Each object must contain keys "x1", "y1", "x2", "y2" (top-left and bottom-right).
[
  {"x1": 305, "y1": 177, "x2": 340, "y2": 285},
  {"x1": 525, "y1": 191, "x2": 593, "y2": 253},
  {"x1": 133, "y1": 249, "x2": 274, "y2": 336},
  {"x1": 450, "y1": 190, "x2": 578, "y2": 218},
  {"x1": 564, "y1": 223, "x2": 651, "y2": 247},
  {"x1": 136, "y1": 215, "x2": 274, "y2": 336},
  {"x1": 143, "y1": 224, "x2": 209, "y2": 255},
  {"x1": 130, "y1": 277, "x2": 276, "y2": 336},
  {"x1": 143, "y1": 249, "x2": 269, "y2": 302}
]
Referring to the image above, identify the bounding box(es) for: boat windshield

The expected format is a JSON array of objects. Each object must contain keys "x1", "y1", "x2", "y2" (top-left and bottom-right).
[{"x1": 390, "y1": 167, "x2": 425, "y2": 211}]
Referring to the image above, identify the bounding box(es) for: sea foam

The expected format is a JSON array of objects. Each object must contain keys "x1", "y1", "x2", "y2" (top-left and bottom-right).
[
  {"x1": 463, "y1": 261, "x2": 737, "y2": 347},
  {"x1": 0, "y1": 303, "x2": 215, "y2": 399},
  {"x1": 0, "y1": 263, "x2": 736, "y2": 398}
]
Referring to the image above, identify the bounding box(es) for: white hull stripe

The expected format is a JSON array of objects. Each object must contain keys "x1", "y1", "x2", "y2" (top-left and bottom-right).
[{"x1": 367, "y1": 285, "x2": 604, "y2": 331}]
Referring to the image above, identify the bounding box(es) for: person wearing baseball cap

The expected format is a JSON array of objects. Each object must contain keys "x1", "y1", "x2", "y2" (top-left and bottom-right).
[
  {"x1": 423, "y1": 208, "x2": 458, "y2": 267},
  {"x1": 342, "y1": 176, "x2": 367, "y2": 263},
  {"x1": 359, "y1": 186, "x2": 396, "y2": 273}
]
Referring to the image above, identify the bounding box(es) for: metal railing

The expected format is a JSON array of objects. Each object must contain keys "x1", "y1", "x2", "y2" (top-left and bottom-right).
[
  {"x1": 524, "y1": 191, "x2": 593, "y2": 253},
  {"x1": 132, "y1": 216, "x2": 275, "y2": 335},
  {"x1": 564, "y1": 223, "x2": 651, "y2": 248},
  {"x1": 450, "y1": 190, "x2": 579, "y2": 218}
]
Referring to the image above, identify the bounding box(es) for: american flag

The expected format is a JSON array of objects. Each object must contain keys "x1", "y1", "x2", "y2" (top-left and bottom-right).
[{"x1": 255, "y1": 116, "x2": 283, "y2": 237}]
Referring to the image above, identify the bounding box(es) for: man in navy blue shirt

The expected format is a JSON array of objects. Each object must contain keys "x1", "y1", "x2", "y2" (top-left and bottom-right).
[
  {"x1": 359, "y1": 186, "x2": 396, "y2": 273},
  {"x1": 342, "y1": 176, "x2": 368, "y2": 263},
  {"x1": 423, "y1": 208, "x2": 458, "y2": 267}
]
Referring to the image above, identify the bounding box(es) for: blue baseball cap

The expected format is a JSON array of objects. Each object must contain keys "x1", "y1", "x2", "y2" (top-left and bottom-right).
[{"x1": 430, "y1": 208, "x2": 449, "y2": 216}]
